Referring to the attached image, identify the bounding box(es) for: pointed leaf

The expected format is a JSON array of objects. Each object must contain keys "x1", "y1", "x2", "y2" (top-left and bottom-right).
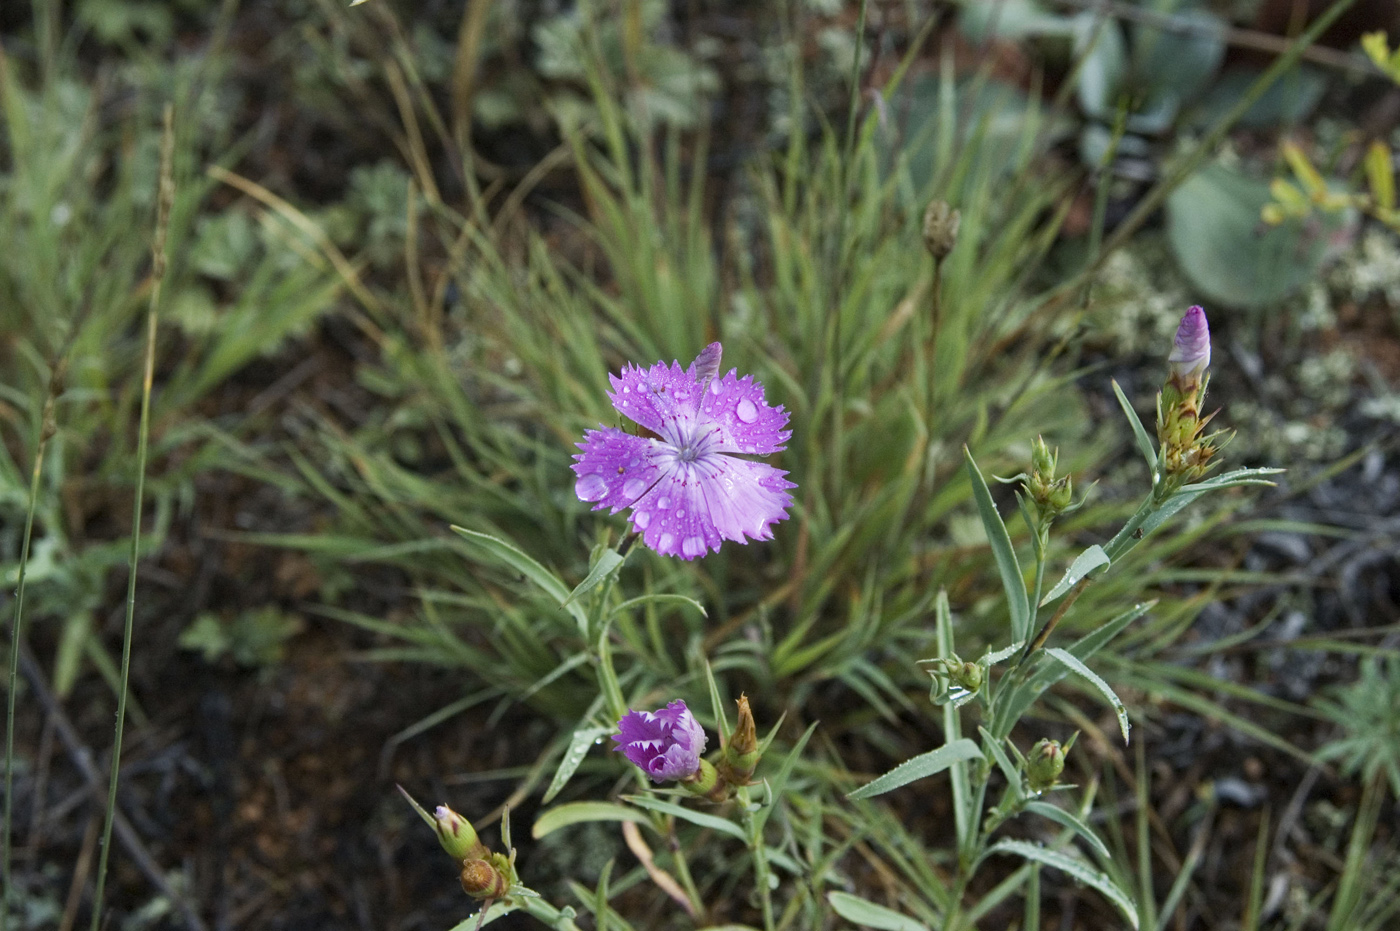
[
  {"x1": 827, "y1": 893, "x2": 930, "y2": 931},
  {"x1": 982, "y1": 641, "x2": 1026, "y2": 666},
  {"x1": 563, "y1": 548, "x2": 626, "y2": 607},
  {"x1": 1023, "y1": 800, "x2": 1112, "y2": 860},
  {"x1": 964, "y1": 448, "x2": 1030, "y2": 643},
  {"x1": 702, "y1": 658, "x2": 730, "y2": 742},
  {"x1": 543, "y1": 724, "x2": 614, "y2": 803},
  {"x1": 622, "y1": 795, "x2": 748, "y2": 841},
  {"x1": 1046, "y1": 648, "x2": 1130, "y2": 743},
  {"x1": 752, "y1": 722, "x2": 818, "y2": 833},
  {"x1": 1112, "y1": 380, "x2": 1157, "y2": 474},
  {"x1": 992, "y1": 602, "x2": 1153, "y2": 740},
  {"x1": 610, "y1": 593, "x2": 707, "y2": 619},
  {"x1": 979, "y1": 726, "x2": 1023, "y2": 790},
  {"x1": 848, "y1": 739, "x2": 984, "y2": 800},
  {"x1": 450, "y1": 526, "x2": 587, "y2": 629},
  {"x1": 533, "y1": 801, "x2": 650, "y2": 839},
  {"x1": 1041, "y1": 545, "x2": 1109, "y2": 607},
  {"x1": 986, "y1": 839, "x2": 1138, "y2": 929}
]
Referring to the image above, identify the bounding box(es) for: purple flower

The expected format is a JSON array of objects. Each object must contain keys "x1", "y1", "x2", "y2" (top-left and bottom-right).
[
  {"x1": 1168, "y1": 306, "x2": 1211, "y2": 383},
  {"x1": 572, "y1": 343, "x2": 795, "y2": 560},
  {"x1": 613, "y1": 700, "x2": 707, "y2": 783}
]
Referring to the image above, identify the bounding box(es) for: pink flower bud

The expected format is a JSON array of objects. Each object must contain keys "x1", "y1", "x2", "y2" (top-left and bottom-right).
[{"x1": 1168, "y1": 306, "x2": 1211, "y2": 383}]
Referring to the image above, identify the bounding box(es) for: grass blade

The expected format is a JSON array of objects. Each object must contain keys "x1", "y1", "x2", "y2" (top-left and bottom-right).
[{"x1": 90, "y1": 104, "x2": 178, "y2": 931}]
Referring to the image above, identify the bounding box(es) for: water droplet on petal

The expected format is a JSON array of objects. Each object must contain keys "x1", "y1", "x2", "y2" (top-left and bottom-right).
[
  {"x1": 677, "y1": 509, "x2": 685, "y2": 518},
  {"x1": 657, "y1": 497, "x2": 671, "y2": 509},
  {"x1": 736, "y1": 399, "x2": 758, "y2": 423},
  {"x1": 709, "y1": 379, "x2": 722, "y2": 396},
  {"x1": 633, "y1": 511, "x2": 651, "y2": 529},
  {"x1": 576, "y1": 474, "x2": 608, "y2": 502},
  {"x1": 622, "y1": 478, "x2": 647, "y2": 499},
  {"x1": 658, "y1": 532, "x2": 675, "y2": 552}
]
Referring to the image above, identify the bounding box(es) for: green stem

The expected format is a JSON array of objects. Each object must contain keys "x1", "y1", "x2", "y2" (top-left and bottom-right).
[
  {"x1": 1101, "y1": 495, "x2": 1159, "y2": 562},
  {"x1": 2, "y1": 397, "x2": 53, "y2": 931},
  {"x1": 476, "y1": 894, "x2": 586, "y2": 930},
  {"x1": 89, "y1": 104, "x2": 174, "y2": 931},
  {"x1": 743, "y1": 791, "x2": 776, "y2": 931},
  {"x1": 590, "y1": 543, "x2": 633, "y2": 721},
  {"x1": 667, "y1": 830, "x2": 707, "y2": 920}
]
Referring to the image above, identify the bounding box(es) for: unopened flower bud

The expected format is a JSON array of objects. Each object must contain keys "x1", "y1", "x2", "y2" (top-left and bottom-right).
[
  {"x1": 954, "y1": 661, "x2": 984, "y2": 692},
  {"x1": 1167, "y1": 305, "x2": 1211, "y2": 389},
  {"x1": 924, "y1": 654, "x2": 984, "y2": 696},
  {"x1": 1157, "y1": 306, "x2": 1226, "y2": 495},
  {"x1": 460, "y1": 854, "x2": 512, "y2": 899},
  {"x1": 433, "y1": 804, "x2": 488, "y2": 862},
  {"x1": 721, "y1": 694, "x2": 761, "y2": 785},
  {"x1": 1031, "y1": 436, "x2": 1056, "y2": 479},
  {"x1": 923, "y1": 200, "x2": 961, "y2": 260},
  {"x1": 1025, "y1": 738, "x2": 1067, "y2": 793}
]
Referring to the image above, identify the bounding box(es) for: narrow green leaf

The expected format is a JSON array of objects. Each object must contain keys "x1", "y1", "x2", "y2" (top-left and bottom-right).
[
  {"x1": 848, "y1": 739, "x2": 983, "y2": 800},
  {"x1": 532, "y1": 801, "x2": 650, "y2": 839},
  {"x1": 563, "y1": 549, "x2": 626, "y2": 607},
  {"x1": 982, "y1": 641, "x2": 1025, "y2": 665},
  {"x1": 610, "y1": 593, "x2": 707, "y2": 619},
  {"x1": 1041, "y1": 545, "x2": 1109, "y2": 607},
  {"x1": 622, "y1": 795, "x2": 749, "y2": 841},
  {"x1": 753, "y1": 722, "x2": 818, "y2": 834},
  {"x1": 702, "y1": 658, "x2": 730, "y2": 742},
  {"x1": 1046, "y1": 648, "x2": 1130, "y2": 743},
  {"x1": 1023, "y1": 800, "x2": 1112, "y2": 860},
  {"x1": 1367, "y1": 141, "x2": 1395, "y2": 211},
  {"x1": 964, "y1": 448, "x2": 1030, "y2": 643},
  {"x1": 992, "y1": 602, "x2": 1153, "y2": 739},
  {"x1": 826, "y1": 893, "x2": 930, "y2": 931},
  {"x1": 543, "y1": 724, "x2": 613, "y2": 804},
  {"x1": 986, "y1": 839, "x2": 1139, "y2": 929},
  {"x1": 1112, "y1": 380, "x2": 1158, "y2": 474},
  {"x1": 936, "y1": 590, "x2": 972, "y2": 852},
  {"x1": 450, "y1": 526, "x2": 587, "y2": 629},
  {"x1": 979, "y1": 726, "x2": 1022, "y2": 790}
]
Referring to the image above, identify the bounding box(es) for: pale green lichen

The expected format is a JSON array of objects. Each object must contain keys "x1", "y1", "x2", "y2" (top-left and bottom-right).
[{"x1": 1335, "y1": 229, "x2": 1400, "y2": 307}]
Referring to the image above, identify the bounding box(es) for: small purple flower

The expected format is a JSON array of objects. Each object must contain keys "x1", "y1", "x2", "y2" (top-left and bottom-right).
[
  {"x1": 1168, "y1": 306, "x2": 1211, "y2": 383},
  {"x1": 613, "y1": 700, "x2": 707, "y2": 783},
  {"x1": 572, "y1": 343, "x2": 795, "y2": 560}
]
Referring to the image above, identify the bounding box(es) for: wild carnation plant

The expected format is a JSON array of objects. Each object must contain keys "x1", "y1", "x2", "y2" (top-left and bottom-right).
[{"x1": 405, "y1": 310, "x2": 1284, "y2": 930}]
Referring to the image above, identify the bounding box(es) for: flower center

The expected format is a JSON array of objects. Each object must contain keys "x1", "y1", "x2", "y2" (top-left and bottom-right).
[{"x1": 677, "y1": 443, "x2": 700, "y2": 463}]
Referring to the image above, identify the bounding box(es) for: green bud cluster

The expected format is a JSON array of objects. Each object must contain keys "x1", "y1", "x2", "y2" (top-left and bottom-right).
[
  {"x1": 924, "y1": 654, "x2": 985, "y2": 698},
  {"x1": 1027, "y1": 436, "x2": 1074, "y2": 522}
]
